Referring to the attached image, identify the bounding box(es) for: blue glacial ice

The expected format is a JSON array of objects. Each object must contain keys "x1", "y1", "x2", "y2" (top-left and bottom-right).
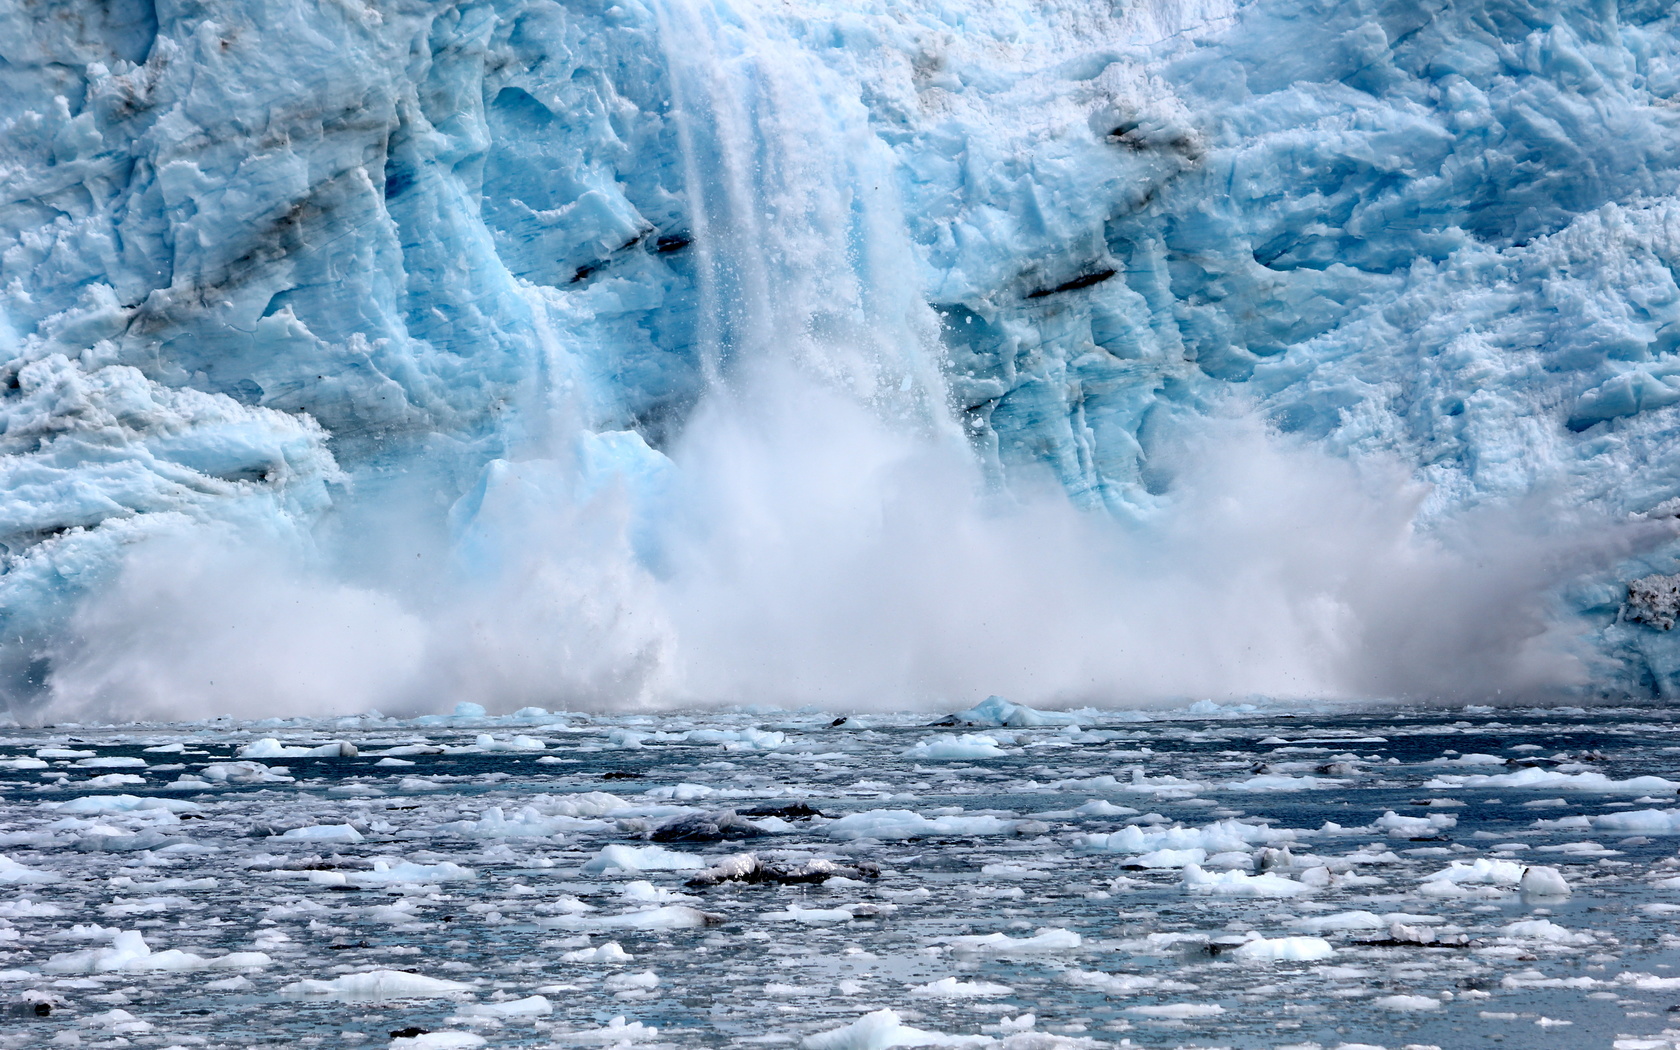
[{"x1": 1, "y1": 0, "x2": 1679, "y2": 715}]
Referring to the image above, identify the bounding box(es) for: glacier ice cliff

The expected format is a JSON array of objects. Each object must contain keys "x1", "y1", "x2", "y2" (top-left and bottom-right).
[{"x1": 1, "y1": 0, "x2": 1679, "y2": 715}]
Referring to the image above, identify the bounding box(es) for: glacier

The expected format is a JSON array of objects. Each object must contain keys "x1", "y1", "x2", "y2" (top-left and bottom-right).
[{"x1": 1, "y1": 0, "x2": 1679, "y2": 716}]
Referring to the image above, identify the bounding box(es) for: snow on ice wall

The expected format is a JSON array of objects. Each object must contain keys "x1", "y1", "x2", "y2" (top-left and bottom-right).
[{"x1": 1, "y1": 0, "x2": 1679, "y2": 715}]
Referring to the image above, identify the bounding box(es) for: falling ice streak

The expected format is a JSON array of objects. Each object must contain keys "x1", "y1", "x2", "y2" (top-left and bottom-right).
[{"x1": 649, "y1": 0, "x2": 945, "y2": 416}]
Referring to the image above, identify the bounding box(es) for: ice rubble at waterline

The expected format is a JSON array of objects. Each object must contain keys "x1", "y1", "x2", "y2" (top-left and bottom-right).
[{"x1": 0, "y1": 0, "x2": 1678, "y2": 715}]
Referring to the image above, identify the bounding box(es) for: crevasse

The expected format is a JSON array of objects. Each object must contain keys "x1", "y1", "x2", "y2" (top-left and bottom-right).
[{"x1": 2, "y1": 0, "x2": 1679, "y2": 714}]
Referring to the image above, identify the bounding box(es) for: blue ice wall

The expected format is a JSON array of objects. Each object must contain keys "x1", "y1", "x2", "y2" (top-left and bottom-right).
[{"x1": 2, "y1": 0, "x2": 1679, "y2": 705}]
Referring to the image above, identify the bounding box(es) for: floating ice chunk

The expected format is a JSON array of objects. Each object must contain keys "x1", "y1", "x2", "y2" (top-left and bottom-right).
[
  {"x1": 911, "y1": 977, "x2": 1015, "y2": 997},
  {"x1": 1592, "y1": 809, "x2": 1680, "y2": 833},
  {"x1": 621, "y1": 880, "x2": 698, "y2": 903},
  {"x1": 1227, "y1": 773, "x2": 1346, "y2": 792},
  {"x1": 1421, "y1": 859, "x2": 1525, "y2": 887},
  {"x1": 391, "y1": 1034, "x2": 486, "y2": 1050},
  {"x1": 0, "y1": 757, "x2": 47, "y2": 769},
  {"x1": 1372, "y1": 994, "x2": 1441, "y2": 1011},
  {"x1": 442, "y1": 806, "x2": 568, "y2": 839},
  {"x1": 560, "y1": 941, "x2": 632, "y2": 963},
  {"x1": 939, "y1": 696, "x2": 1081, "y2": 728},
  {"x1": 313, "y1": 859, "x2": 476, "y2": 887},
  {"x1": 761, "y1": 902, "x2": 858, "y2": 923},
  {"x1": 281, "y1": 969, "x2": 473, "y2": 1000},
  {"x1": 452, "y1": 994, "x2": 553, "y2": 1018},
  {"x1": 73, "y1": 756, "x2": 146, "y2": 768},
  {"x1": 1124, "y1": 1003, "x2": 1225, "y2": 1019},
  {"x1": 83, "y1": 773, "x2": 147, "y2": 787},
  {"x1": 1373, "y1": 810, "x2": 1457, "y2": 837},
  {"x1": 1501, "y1": 919, "x2": 1593, "y2": 945},
  {"x1": 549, "y1": 792, "x2": 633, "y2": 818},
  {"x1": 468, "y1": 733, "x2": 550, "y2": 752},
  {"x1": 45, "y1": 794, "x2": 201, "y2": 815},
  {"x1": 1292, "y1": 911, "x2": 1386, "y2": 932},
  {"x1": 802, "y1": 1008, "x2": 991, "y2": 1048},
  {"x1": 1183, "y1": 864, "x2": 1311, "y2": 897},
  {"x1": 687, "y1": 853, "x2": 879, "y2": 886},
  {"x1": 826, "y1": 809, "x2": 1011, "y2": 841},
  {"x1": 1126, "y1": 848, "x2": 1206, "y2": 869},
  {"x1": 549, "y1": 1016, "x2": 660, "y2": 1045},
  {"x1": 238, "y1": 738, "x2": 357, "y2": 758},
  {"x1": 1519, "y1": 865, "x2": 1571, "y2": 896},
  {"x1": 279, "y1": 824, "x2": 363, "y2": 843},
  {"x1": 544, "y1": 906, "x2": 716, "y2": 930},
  {"x1": 641, "y1": 782, "x2": 719, "y2": 801},
  {"x1": 603, "y1": 969, "x2": 660, "y2": 994},
  {"x1": 684, "y1": 728, "x2": 785, "y2": 749},
  {"x1": 1078, "y1": 818, "x2": 1295, "y2": 854},
  {"x1": 43, "y1": 930, "x2": 271, "y2": 973},
  {"x1": 0, "y1": 898, "x2": 61, "y2": 917},
  {"x1": 1072, "y1": 800, "x2": 1139, "y2": 816},
  {"x1": 0, "y1": 854, "x2": 61, "y2": 884},
  {"x1": 1430, "y1": 753, "x2": 1507, "y2": 765},
  {"x1": 609, "y1": 727, "x2": 783, "y2": 750},
  {"x1": 196, "y1": 761, "x2": 293, "y2": 784},
  {"x1": 1229, "y1": 936, "x2": 1334, "y2": 962},
  {"x1": 904, "y1": 734, "x2": 1010, "y2": 761},
  {"x1": 944, "y1": 927, "x2": 1081, "y2": 954},
  {"x1": 1424, "y1": 768, "x2": 1680, "y2": 793},
  {"x1": 371, "y1": 860, "x2": 475, "y2": 884},
  {"x1": 582, "y1": 844, "x2": 707, "y2": 873},
  {"x1": 1062, "y1": 971, "x2": 1198, "y2": 994}
]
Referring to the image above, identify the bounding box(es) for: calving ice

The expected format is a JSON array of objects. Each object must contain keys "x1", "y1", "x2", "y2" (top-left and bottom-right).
[{"x1": 2, "y1": 0, "x2": 1679, "y2": 717}]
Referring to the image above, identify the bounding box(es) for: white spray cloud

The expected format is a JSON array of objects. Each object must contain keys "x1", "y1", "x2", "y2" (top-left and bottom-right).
[
  {"x1": 45, "y1": 531, "x2": 427, "y2": 722},
  {"x1": 37, "y1": 357, "x2": 1638, "y2": 722}
]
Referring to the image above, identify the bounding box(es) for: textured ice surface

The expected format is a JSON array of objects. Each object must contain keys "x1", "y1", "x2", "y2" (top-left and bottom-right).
[
  {"x1": 4, "y1": 0, "x2": 1680, "y2": 710},
  {"x1": 0, "y1": 704, "x2": 1679, "y2": 1047}
]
